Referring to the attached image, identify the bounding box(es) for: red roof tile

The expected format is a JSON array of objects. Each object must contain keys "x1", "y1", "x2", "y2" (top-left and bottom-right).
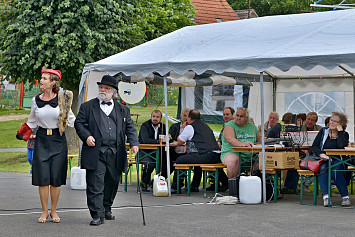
[{"x1": 191, "y1": 0, "x2": 240, "y2": 25}]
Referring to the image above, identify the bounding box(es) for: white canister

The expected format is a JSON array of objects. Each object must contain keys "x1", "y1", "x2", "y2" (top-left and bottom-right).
[
  {"x1": 239, "y1": 176, "x2": 261, "y2": 204},
  {"x1": 153, "y1": 175, "x2": 168, "y2": 196},
  {"x1": 70, "y1": 167, "x2": 87, "y2": 190}
]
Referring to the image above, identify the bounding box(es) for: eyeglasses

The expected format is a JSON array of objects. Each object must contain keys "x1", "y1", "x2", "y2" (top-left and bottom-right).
[{"x1": 330, "y1": 119, "x2": 340, "y2": 123}]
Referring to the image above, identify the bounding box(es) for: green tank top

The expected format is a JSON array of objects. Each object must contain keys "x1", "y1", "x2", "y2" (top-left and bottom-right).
[{"x1": 221, "y1": 121, "x2": 258, "y2": 161}]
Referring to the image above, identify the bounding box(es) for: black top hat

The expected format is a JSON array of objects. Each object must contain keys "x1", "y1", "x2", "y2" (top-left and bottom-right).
[{"x1": 97, "y1": 75, "x2": 118, "y2": 90}]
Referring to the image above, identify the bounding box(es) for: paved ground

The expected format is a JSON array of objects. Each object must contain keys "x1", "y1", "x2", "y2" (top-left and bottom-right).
[
  {"x1": 0, "y1": 114, "x2": 28, "y2": 122},
  {"x1": 0, "y1": 148, "x2": 27, "y2": 152},
  {"x1": 0, "y1": 172, "x2": 354, "y2": 237}
]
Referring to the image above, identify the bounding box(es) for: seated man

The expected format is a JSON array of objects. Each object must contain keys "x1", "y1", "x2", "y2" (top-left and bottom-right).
[
  {"x1": 138, "y1": 110, "x2": 169, "y2": 191},
  {"x1": 217, "y1": 107, "x2": 235, "y2": 148},
  {"x1": 221, "y1": 107, "x2": 261, "y2": 179},
  {"x1": 267, "y1": 112, "x2": 298, "y2": 193},
  {"x1": 169, "y1": 108, "x2": 190, "y2": 174},
  {"x1": 171, "y1": 109, "x2": 227, "y2": 193},
  {"x1": 258, "y1": 112, "x2": 279, "y2": 138},
  {"x1": 267, "y1": 112, "x2": 293, "y2": 139},
  {"x1": 301, "y1": 112, "x2": 322, "y2": 132}
]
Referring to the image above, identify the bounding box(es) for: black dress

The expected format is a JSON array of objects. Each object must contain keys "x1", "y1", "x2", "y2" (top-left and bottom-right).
[{"x1": 30, "y1": 95, "x2": 68, "y2": 187}]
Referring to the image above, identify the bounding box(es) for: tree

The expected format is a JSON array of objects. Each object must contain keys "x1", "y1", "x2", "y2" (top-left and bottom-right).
[
  {"x1": 227, "y1": 0, "x2": 349, "y2": 17},
  {"x1": 0, "y1": 0, "x2": 195, "y2": 91},
  {"x1": 0, "y1": 0, "x2": 195, "y2": 149}
]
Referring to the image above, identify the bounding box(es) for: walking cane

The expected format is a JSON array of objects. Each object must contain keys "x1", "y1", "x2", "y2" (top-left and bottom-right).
[{"x1": 135, "y1": 153, "x2": 146, "y2": 226}]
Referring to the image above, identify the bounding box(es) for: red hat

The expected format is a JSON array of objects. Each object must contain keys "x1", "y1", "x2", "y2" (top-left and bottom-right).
[{"x1": 41, "y1": 69, "x2": 61, "y2": 80}]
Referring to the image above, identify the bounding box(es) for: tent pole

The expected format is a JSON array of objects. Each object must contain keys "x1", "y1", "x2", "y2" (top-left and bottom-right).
[
  {"x1": 260, "y1": 72, "x2": 266, "y2": 204},
  {"x1": 163, "y1": 77, "x2": 171, "y2": 196}
]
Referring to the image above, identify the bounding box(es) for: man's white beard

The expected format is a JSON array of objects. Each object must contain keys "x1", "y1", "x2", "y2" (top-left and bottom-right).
[{"x1": 98, "y1": 92, "x2": 113, "y2": 101}]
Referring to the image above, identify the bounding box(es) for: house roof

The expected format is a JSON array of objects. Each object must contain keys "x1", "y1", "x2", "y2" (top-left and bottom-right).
[
  {"x1": 191, "y1": 0, "x2": 240, "y2": 24},
  {"x1": 235, "y1": 9, "x2": 259, "y2": 19}
]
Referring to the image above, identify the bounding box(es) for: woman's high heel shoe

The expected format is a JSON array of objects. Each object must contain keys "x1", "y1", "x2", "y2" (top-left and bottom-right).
[
  {"x1": 50, "y1": 213, "x2": 60, "y2": 223},
  {"x1": 38, "y1": 215, "x2": 48, "y2": 223}
]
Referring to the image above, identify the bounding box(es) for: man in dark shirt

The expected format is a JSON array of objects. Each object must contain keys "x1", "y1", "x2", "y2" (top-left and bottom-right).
[
  {"x1": 171, "y1": 109, "x2": 228, "y2": 193},
  {"x1": 267, "y1": 112, "x2": 293, "y2": 139},
  {"x1": 138, "y1": 110, "x2": 168, "y2": 191}
]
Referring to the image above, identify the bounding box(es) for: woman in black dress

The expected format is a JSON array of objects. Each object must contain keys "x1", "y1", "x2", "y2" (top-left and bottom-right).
[{"x1": 27, "y1": 69, "x2": 75, "y2": 223}]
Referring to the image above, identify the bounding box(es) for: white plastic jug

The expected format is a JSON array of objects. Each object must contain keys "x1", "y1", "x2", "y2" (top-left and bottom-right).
[
  {"x1": 70, "y1": 167, "x2": 87, "y2": 190},
  {"x1": 153, "y1": 175, "x2": 168, "y2": 196},
  {"x1": 239, "y1": 176, "x2": 261, "y2": 204}
]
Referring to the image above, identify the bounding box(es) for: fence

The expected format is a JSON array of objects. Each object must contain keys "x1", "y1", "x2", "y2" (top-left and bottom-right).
[{"x1": 0, "y1": 81, "x2": 40, "y2": 109}]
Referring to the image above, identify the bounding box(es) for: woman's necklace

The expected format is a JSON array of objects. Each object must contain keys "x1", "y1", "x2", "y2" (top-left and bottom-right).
[
  {"x1": 330, "y1": 130, "x2": 338, "y2": 139},
  {"x1": 41, "y1": 91, "x2": 56, "y2": 101}
]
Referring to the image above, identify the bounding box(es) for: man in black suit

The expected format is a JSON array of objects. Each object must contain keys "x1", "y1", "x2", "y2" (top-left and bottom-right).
[
  {"x1": 138, "y1": 110, "x2": 169, "y2": 191},
  {"x1": 75, "y1": 75, "x2": 139, "y2": 226}
]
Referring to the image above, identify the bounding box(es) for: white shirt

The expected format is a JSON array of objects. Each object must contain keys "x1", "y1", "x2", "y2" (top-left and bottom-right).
[
  {"x1": 99, "y1": 98, "x2": 114, "y2": 116},
  {"x1": 27, "y1": 96, "x2": 75, "y2": 129},
  {"x1": 178, "y1": 125, "x2": 194, "y2": 142},
  {"x1": 152, "y1": 123, "x2": 160, "y2": 140}
]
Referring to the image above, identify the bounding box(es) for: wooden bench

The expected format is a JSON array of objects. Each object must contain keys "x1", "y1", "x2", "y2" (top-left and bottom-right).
[
  {"x1": 260, "y1": 169, "x2": 279, "y2": 203},
  {"x1": 297, "y1": 169, "x2": 318, "y2": 205},
  {"x1": 200, "y1": 164, "x2": 227, "y2": 198},
  {"x1": 67, "y1": 154, "x2": 79, "y2": 171},
  {"x1": 174, "y1": 163, "x2": 226, "y2": 196}
]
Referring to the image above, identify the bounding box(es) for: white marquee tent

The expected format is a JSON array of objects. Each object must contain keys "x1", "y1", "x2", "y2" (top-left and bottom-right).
[{"x1": 79, "y1": 9, "x2": 355, "y2": 201}]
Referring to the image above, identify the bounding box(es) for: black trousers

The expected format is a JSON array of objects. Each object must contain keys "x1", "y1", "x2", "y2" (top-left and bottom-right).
[
  {"x1": 86, "y1": 149, "x2": 122, "y2": 218},
  {"x1": 172, "y1": 152, "x2": 222, "y2": 189}
]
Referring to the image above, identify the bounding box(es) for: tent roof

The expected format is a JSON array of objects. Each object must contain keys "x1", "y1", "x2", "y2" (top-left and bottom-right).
[{"x1": 81, "y1": 9, "x2": 355, "y2": 90}]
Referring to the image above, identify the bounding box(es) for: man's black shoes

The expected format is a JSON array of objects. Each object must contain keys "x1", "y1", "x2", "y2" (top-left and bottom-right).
[
  {"x1": 90, "y1": 217, "x2": 105, "y2": 226},
  {"x1": 171, "y1": 188, "x2": 181, "y2": 194},
  {"x1": 140, "y1": 182, "x2": 149, "y2": 192},
  {"x1": 105, "y1": 211, "x2": 115, "y2": 220}
]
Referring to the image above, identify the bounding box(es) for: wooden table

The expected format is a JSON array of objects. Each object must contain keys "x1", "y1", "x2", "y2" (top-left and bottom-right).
[
  {"x1": 324, "y1": 149, "x2": 355, "y2": 207},
  {"x1": 232, "y1": 145, "x2": 311, "y2": 153},
  {"x1": 232, "y1": 145, "x2": 311, "y2": 174}
]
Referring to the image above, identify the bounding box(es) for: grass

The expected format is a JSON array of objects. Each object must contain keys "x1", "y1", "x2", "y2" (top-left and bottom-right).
[
  {"x1": 0, "y1": 105, "x2": 223, "y2": 173},
  {"x1": 0, "y1": 152, "x2": 30, "y2": 173},
  {"x1": 0, "y1": 109, "x2": 31, "y2": 117},
  {"x1": 0, "y1": 119, "x2": 28, "y2": 148}
]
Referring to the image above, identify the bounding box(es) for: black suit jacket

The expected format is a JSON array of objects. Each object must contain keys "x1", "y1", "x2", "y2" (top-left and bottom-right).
[
  {"x1": 138, "y1": 120, "x2": 166, "y2": 144},
  {"x1": 74, "y1": 98, "x2": 139, "y2": 171}
]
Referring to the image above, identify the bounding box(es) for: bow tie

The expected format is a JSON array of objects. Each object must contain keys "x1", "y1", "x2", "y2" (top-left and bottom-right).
[
  {"x1": 35, "y1": 95, "x2": 58, "y2": 108},
  {"x1": 101, "y1": 101, "x2": 112, "y2": 106}
]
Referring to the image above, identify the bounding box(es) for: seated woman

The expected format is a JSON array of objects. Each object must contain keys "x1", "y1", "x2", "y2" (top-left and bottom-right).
[{"x1": 312, "y1": 112, "x2": 351, "y2": 207}]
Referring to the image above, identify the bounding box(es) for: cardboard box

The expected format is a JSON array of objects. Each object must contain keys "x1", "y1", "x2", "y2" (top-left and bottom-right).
[{"x1": 259, "y1": 152, "x2": 299, "y2": 169}]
